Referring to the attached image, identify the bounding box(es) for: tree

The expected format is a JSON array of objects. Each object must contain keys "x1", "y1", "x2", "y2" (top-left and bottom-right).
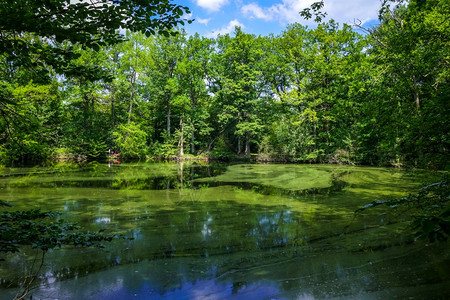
[
  {"x1": 358, "y1": 0, "x2": 449, "y2": 167},
  {"x1": 177, "y1": 34, "x2": 213, "y2": 154},
  {"x1": 113, "y1": 122, "x2": 148, "y2": 159},
  {"x1": 0, "y1": 0, "x2": 191, "y2": 74},
  {"x1": 143, "y1": 29, "x2": 189, "y2": 156},
  {"x1": 210, "y1": 28, "x2": 265, "y2": 157},
  {"x1": 0, "y1": 80, "x2": 62, "y2": 165},
  {"x1": 262, "y1": 21, "x2": 369, "y2": 163}
]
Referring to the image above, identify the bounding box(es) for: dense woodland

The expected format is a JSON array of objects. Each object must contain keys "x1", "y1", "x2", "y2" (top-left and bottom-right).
[{"x1": 0, "y1": 0, "x2": 448, "y2": 169}]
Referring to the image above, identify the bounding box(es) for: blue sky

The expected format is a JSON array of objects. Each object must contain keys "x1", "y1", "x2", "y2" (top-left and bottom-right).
[{"x1": 182, "y1": 0, "x2": 382, "y2": 37}]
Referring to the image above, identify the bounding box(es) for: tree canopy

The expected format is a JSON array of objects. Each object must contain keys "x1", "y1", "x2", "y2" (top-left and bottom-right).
[{"x1": 0, "y1": 0, "x2": 191, "y2": 78}]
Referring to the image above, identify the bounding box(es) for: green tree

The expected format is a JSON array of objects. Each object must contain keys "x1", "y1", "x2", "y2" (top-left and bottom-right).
[
  {"x1": 263, "y1": 21, "x2": 368, "y2": 163},
  {"x1": 210, "y1": 28, "x2": 265, "y2": 157},
  {"x1": 358, "y1": 0, "x2": 449, "y2": 168},
  {"x1": 0, "y1": 81, "x2": 62, "y2": 165},
  {"x1": 0, "y1": 0, "x2": 190, "y2": 75},
  {"x1": 177, "y1": 34, "x2": 214, "y2": 154},
  {"x1": 144, "y1": 30, "x2": 185, "y2": 155},
  {"x1": 113, "y1": 122, "x2": 148, "y2": 159}
]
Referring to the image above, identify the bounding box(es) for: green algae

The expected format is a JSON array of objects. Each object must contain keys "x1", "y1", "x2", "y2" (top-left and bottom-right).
[{"x1": 195, "y1": 164, "x2": 333, "y2": 191}]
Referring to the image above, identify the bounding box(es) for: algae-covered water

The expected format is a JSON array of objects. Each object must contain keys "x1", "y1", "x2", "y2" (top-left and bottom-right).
[{"x1": 0, "y1": 162, "x2": 449, "y2": 299}]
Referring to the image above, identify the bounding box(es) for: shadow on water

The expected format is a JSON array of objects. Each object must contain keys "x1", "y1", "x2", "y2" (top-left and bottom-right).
[{"x1": 194, "y1": 178, "x2": 349, "y2": 198}]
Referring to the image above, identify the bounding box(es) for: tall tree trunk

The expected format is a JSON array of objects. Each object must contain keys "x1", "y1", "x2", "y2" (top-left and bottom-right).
[
  {"x1": 414, "y1": 90, "x2": 420, "y2": 111},
  {"x1": 245, "y1": 133, "x2": 251, "y2": 158},
  {"x1": 83, "y1": 93, "x2": 89, "y2": 128},
  {"x1": 127, "y1": 69, "x2": 136, "y2": 124},
  {"x1": 191, "y1": 96, "x2": 196, "y2": 154},
  {"x1": 179, "y1": 118, "x2": 184, "y2": 156},
  {"x1": 237, "y1": 136, "x2": 241, "y2": 155},
  {"x1": 411, "y1": 75, "x2": 420, "y2": 111},
  {"x1": 127, "y1": 100, "x2": 133, "y2": 124},
  {"x1": 191, "y1": 130, "x2": 195, "y2": 154},
  {"x1": 166, "y1": 95, "x2": 171, "y2": 136},
  {"x1": 91, "y1": 94, "x2": 94, "y2": 114},
  {"x1": 111, "y1": 86, "x2": 115, "y2": 129},
  {"x1": 90, "y1": 94, "x2": 95, "y2": 127}
]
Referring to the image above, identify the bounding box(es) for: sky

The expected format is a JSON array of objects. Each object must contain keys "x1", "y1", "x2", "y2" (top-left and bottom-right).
[{"x1": 182, "y1": 0, "x2": 382, "y2": 37}]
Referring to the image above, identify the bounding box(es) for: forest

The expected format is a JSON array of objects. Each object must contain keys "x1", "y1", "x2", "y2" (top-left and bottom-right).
[{"x1": 0, "y1": 0, "x2": 448, "y2": 169}]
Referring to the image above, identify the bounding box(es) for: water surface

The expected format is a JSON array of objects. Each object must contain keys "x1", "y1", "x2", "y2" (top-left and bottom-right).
[{"x1": 0, "y1": 163, "x2": 449, "y2": 299}]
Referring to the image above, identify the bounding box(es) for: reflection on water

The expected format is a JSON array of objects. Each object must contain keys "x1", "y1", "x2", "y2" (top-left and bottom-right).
[
  {"x1": 0, "y1": 163, "x2": 449, "y2": 299},
  {"x1": 29, "y1": 242, "x2": 450, "y2": 300}
]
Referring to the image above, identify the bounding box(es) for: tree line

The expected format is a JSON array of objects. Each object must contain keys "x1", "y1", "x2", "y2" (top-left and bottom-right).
[{"x1": 0, "y1": 0, "x2": 448, "y2": 169}]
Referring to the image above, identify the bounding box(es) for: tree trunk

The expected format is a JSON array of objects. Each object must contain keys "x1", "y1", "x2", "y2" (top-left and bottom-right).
[
  {"x1": 179, "y1": 118, "x2": 184, "y2": 156},
  {"x1": 237, "y1": 136, "x2": 241, "y2": 155},
  {"x1": 91, "y1": 94, "x2": 94, "y2": 115},
  {"x1": 83, "y1": 93, "x2": 89, "y2": 128},
  {"x1": 411, "y1": 75, "x2": 420, "y2": 111},
  {"x1": 245, "y1": 133, "x2": 251, "y2": 158},
  {"x1": 191, "y1": 130, "x2": 195, "y2": 154},
  {"x1": 414, "y1": 90, "x2": 420, "y2": 111},
  {"x1": 191, "y1": 94, "x2": 196, "y2": 154},
  {"x1": 127, "y1": 70, "x2": 136, "y2": 124},
  {"x1": 166, "y1": 96, "x2": 171, "y2": 136},
  {"x1": 127, "y1": 100, "x2": 133, "y2": 124},
  {"x1": 111, "y1": 87, "x2": 115, "y2": 129}
]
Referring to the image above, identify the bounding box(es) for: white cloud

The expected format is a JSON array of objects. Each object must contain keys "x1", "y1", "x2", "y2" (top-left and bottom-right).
[
  {"x1": 197, "y1": 17, "x2": 211, "y2": 26},
  {"x1": 241, "y1": 0, "x2": 316, "y2": 24},
  {"x1": 241, "y1": 3, "x2": 272, "y2": 21},
  {"x1": 207, "y1": 19, "x2": 245, "y2": 38},
  {"x1": 240, "y1": 0, "x2": 380, "y2": 26},
  {"x1": 324, "y1": 0, "x2": 381, "y2": 25},
  {"x1": 194, "y1": 0, "x2": 230, "y2": 12}
]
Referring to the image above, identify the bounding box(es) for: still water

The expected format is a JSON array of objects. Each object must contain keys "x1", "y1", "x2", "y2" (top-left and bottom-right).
[{"x1": 0, "y1": 162, "x2": 449, "y2": 299}]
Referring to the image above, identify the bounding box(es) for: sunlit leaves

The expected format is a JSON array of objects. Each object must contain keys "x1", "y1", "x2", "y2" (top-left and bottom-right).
[
  {"x1": 0, "y1": 0, "x2": 191, "y2": 80},
  {"x1": 112, "y1": 122, "x2": 148, "y2": 159}
]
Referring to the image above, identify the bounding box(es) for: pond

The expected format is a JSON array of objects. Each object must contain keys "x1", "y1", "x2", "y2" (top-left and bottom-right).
[{"x1": 0, "y1": 162, "x2": 449, "y2": 299}]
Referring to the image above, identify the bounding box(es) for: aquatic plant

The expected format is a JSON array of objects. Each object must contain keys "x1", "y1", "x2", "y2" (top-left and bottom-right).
[
  {"x1": 0, "y1": 204, "x2": 128, "y2": 299},
  {"x1": 356, "y1": 181, "x2": 449, "y2": 242}
]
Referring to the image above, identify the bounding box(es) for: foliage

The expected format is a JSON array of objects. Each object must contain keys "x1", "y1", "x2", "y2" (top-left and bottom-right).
[
  {"x1": 356, "y1": 181, "x2": 450, "y2": 242},
  {"x1": 356, "y1": 0, "x2": 449, "y2": 168},
  {"x1": 0, "y1": 204, "x2": 128, "y2": 299},
  {"x1": 209, "y1": 28, "x2": 266, "y2": 157},
  {"x1": 300, "y1": 1, "x2": 327, "y2": 23},
  {"x1": 0, "y1": 81, "x2": 61, "y2": 165},
  {"x1": 149, "y1": 137, "x2": 178, "y2": 158},
  {"x1": 0, "y1": 208, "x2": 122, "y2": 253},
  {"x1": 0, "y1": 0, "x2": 191, "y2": 165},
  {"x1": 113, "y1": 122, "x2": 148, "y2": 159},
  {"x1": 208, "y1": 137, "x2": 234, "y2": 160},
  {"x1": 0, "y1": 0, "x2": 191, "y2": 78}
]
